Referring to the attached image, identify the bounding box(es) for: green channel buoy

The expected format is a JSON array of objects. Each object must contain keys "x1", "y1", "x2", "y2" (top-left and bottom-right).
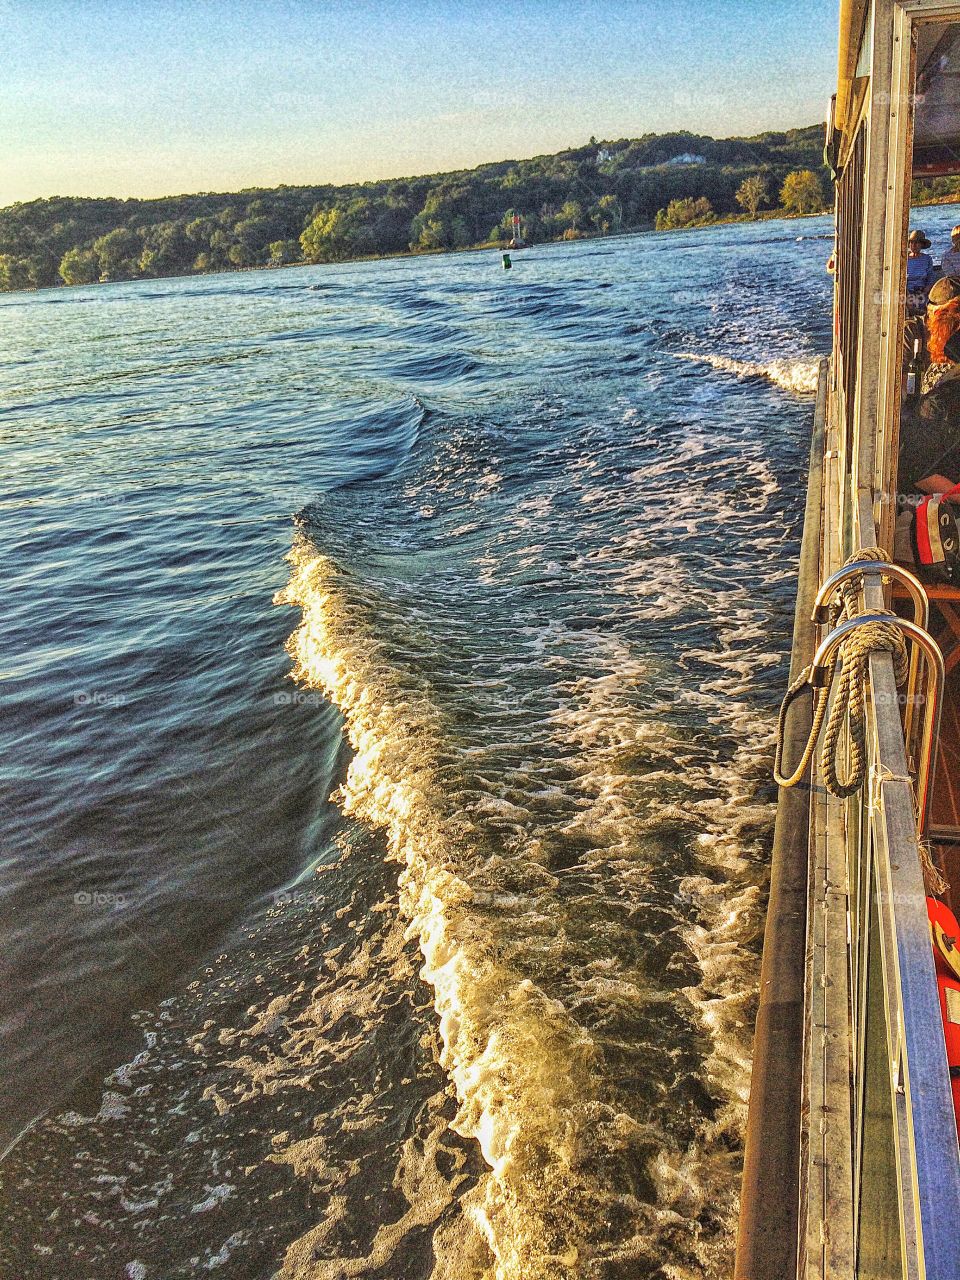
[{"x1": 502, "y1": 252, "x2": 512, "y2": 270}]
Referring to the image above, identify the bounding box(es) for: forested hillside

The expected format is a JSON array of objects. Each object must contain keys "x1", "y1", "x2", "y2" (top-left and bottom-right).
[{"x1": 0, "y1": 124, "x2": 827, "y2": 291}]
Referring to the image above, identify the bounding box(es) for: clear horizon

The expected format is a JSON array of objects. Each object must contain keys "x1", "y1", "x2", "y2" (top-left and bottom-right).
[{"x1": 2, "y1": 0, "x2": 838, "y2": 209}]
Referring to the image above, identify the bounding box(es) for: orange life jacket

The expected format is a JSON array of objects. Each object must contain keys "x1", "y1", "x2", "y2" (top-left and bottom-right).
[{"x1": 927, "y1": 296, "x2": 960, "y2": 364}]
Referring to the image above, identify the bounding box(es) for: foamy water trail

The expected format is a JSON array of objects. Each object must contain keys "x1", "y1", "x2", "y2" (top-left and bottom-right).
[
  {"x1": 276, "y1": 442, "x2": 785, "y2": 1279},
  {"x1": 674, "y1": 351, "x2": 821, "y2": 394},
  {"x1": 278, "y1": 546, "x2": 623, "y2": 1278}
]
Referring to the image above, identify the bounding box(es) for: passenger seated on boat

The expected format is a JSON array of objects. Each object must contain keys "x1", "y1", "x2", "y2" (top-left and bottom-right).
[
  {"x1": 940, "y1": 225, "x2": 960, "y2": 279},
  {"x1": 907, "y1": 229, "x2": 937, "y2": 315},
  {"x1": 899, "y1": 333, "x2": 960, "y2": 494},
  {"x1": 924, "y1": 276, "x2": 960, "y2": 392}
]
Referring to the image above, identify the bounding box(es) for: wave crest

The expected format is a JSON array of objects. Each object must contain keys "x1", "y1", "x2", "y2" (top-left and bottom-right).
[{"x1": 675, "y1": 351, "x2": 821, "y2": 394}]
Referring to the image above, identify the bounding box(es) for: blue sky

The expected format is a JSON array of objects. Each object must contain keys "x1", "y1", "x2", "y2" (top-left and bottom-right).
[{"x1": 1, "y1": 0, "x2": 838, "y2": 206}]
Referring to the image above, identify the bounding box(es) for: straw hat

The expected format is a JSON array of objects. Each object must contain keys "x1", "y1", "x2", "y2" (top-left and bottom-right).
[
  {"x1": 929, "y1": 276, "x2": 960, "y2": 305},
  {"x1": 909, "y1": 229, "x2": 932, "y2": 248}
]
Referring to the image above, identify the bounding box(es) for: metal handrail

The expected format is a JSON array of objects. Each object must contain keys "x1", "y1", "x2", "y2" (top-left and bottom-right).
[
  {"x1": 824, "y1": 556, "x2": 935, "y2": 824},
  {"x1": 811, "y1": 561, "x2": 929, "y2": 763},
  {"x1": 809, "y1": 613, "x2": 944, "y2": 833},
  {"x1": 859, "y1": 644, "x2": 960, "y2": 1279},
  {"x1": 811, "y1": 559, "x2": 929, "y2": 630}
]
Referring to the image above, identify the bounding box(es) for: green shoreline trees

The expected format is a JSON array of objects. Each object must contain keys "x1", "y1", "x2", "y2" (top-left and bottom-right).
[
  {"x1": 0, "y1": 125, "x2": 829, "y2": 291},
  {"x1": 736, "y1": 175, "x2": 768, "y2": 219},
  {"x1": 780, "y1": 169, "x2": 826, "y2": 215}
]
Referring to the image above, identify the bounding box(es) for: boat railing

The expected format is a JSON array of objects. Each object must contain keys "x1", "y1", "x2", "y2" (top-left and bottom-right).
[{"x1": 799, "y1": 491, "x2": 960, "y2": 1278}]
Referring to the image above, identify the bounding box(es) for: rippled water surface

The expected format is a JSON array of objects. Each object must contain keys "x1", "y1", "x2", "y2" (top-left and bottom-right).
[{"x1": 0, "y1": 217, "x2": 840, "y2": 1279}]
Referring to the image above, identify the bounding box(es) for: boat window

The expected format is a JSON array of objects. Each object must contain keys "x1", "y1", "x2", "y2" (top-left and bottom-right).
[
  {"x1": 854, "y1": 0, "x2": 873, "y2": 80},
  {"x1": 895, "y1": 18, "x2": 960, "y2": 509},
  {"x1": 915, "y1": 23, "x2": 960, "y2": 177}
]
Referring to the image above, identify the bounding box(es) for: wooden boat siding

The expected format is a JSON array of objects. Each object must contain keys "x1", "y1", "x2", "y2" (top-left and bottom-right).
[
  {"x1": 734, "y1": 360, "x2": 828, "y2": 1280},
  {"x1": 836, "y1": 0, "x2": 873, "y2": 147},
  {"x1": 868, "y1": 0, "x2": 914, "y2": 553},
  {"x1": 800, "y1": 363, "x2": 856, "y2": 1280}
]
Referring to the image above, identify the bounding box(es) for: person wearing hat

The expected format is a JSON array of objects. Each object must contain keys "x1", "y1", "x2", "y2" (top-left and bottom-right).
[
  {"x1": 941, "y1": 225, "x2": 960, "y2": 278},
  {"x1": 907, "y1": 229, "x2": 936, "y2": 310}
]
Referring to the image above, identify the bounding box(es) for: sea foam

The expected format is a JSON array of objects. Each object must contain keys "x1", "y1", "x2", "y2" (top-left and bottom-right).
[{"x1": 674, "y1": 351, "x2": 822, "y2": 394}]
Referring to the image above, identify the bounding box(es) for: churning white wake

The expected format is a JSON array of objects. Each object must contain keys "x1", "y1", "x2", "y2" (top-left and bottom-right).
[
  {"x1": 674, "y1": 351, "x2": 821, "y2": 395},
  {"x1": 275, "y1": 504, "x2": 779, "y2": 1280}
]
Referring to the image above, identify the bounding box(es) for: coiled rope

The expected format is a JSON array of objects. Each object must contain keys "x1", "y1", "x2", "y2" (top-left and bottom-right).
[{"x1": 774, "y1": 548, "x2": 910, "y2": 797}]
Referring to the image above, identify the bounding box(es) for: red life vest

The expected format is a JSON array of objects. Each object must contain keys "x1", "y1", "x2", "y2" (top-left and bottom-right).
[
  {"x1": 926, "y1": 895, "x2": 960, "y2": 1136},
  {"x1": 913, "y1": 482, "x2": 960, "y2": 584}
]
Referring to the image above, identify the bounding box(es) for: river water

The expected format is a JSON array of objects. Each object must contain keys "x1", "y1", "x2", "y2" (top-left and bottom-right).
[{"x1": 0, "y1": 215, "x2": 841, "y2": 1279}]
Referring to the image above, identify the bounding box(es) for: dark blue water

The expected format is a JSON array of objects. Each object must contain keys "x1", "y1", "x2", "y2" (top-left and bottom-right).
[{"x1": 0, "y1": 216, "x2": 844, "y2": 1278}]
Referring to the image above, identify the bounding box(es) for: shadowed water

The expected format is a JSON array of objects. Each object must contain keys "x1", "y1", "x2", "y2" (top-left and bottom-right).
[{"x1": 0, "y1": 212, "x2": 870, "y2": 1277}]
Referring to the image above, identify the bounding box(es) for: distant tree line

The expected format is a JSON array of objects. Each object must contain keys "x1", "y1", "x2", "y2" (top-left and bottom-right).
[
  {"x1": 912, "y1": 174, "x2": 960, "y2": 205},
  {"x1": 655, "y1": 168, "x2": 828, "y2": 230},
  {"x1": 0, "y1": 125, "x2": 829, "y2": 291}
]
